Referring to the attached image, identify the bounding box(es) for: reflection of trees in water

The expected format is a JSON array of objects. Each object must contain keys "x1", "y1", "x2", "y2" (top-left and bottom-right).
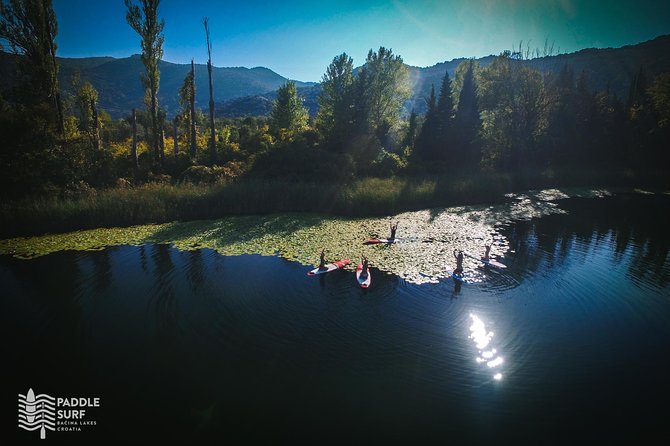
[
  {"x1": 6, "y1": 250, "x2": 81, "y2": 308},
  {"x1": 506, "y1": 197, "x2": 669, "y2": 288},
  {"x1": 186, "y1": 249, "x2": 205, "y2": 292},
  {"x1": 139, "y1": 245, "x2": 148, "y2": 273},
  {"x1": 2, "y1": 251, "x2": 83, "y2": 367},
  {"x1": 618, "y1": 198, "x2": 670, "y2": 287},
  {"x1": 148, "y1": 244, "x2": 178, "y2": 339},
  {"x1": 90, "y1": 249, "x2": 112, "y2": 292}
]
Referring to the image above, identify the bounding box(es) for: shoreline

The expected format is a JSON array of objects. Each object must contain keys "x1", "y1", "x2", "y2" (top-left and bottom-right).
[
  {"x1": 1, "y1": 168, "x2": 668, "y2": 239},
  {"x1": 1, "y1": 188, "x2": 667, "y2": 284}
]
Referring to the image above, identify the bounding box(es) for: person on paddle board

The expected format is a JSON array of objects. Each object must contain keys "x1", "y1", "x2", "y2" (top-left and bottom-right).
[
  {"x1": 453, "y1": 249, "x2": 464, "y2": 275},
  {"x1": 389, "y1": 221, "x2": 399, "y2": 240},
  {"x1": 361, "y1": 256, "x2": 369, "y2": 277},
  {"x1": 482, "y1": 244, "x2": 491, "y2": 261},
  {"x1": 319, "y1": 249, "x2": 326, "y2": 269}
]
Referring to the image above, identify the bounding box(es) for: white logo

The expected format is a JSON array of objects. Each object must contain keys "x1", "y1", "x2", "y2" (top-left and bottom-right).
[{"x1": 18, "y1": 388, "x2": 56, "y2": 440}]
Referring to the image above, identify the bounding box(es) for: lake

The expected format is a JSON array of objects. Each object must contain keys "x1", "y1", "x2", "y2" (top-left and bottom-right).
[{"x1": 4, "y1": 194, "x2": 669, "y2": 444}]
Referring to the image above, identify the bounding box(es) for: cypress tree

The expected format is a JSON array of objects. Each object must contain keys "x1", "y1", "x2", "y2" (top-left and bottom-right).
[
  {"x1": 415, "y1": 84, "x2": 438, "y2": 162},
  {"x1": 401, "y1": 109, "x2": 418, "y2": 150},
  {"x1": 454, "y1": 61, "x2": 481, "y2": 170},
  {"x1": 435, "y1": 70, "x2": 454, "y2": 161}
]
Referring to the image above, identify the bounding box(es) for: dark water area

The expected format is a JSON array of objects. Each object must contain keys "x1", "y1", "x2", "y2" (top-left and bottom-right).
[{"x1": 3, "y1": 195, "x2": 670, "y2": 444}]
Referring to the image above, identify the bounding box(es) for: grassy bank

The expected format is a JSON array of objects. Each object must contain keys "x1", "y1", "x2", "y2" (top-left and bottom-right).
[{"x1": 1, "y1": 169, "x2": 667, "y2": 238}]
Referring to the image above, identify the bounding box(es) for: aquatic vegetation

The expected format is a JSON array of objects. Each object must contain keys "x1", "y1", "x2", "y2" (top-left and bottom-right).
[{"x1": 0, "y1": 188, "x2": 622, "y2": 284}]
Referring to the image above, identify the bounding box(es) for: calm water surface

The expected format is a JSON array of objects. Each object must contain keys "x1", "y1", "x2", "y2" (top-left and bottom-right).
[{"x1": 3, "y1": 195, "x2": 669, "y2": 444}]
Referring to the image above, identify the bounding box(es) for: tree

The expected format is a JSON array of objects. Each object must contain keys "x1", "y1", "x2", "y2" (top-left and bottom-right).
[
  {"x1": 179, "y1": 62, "x2": 196, "y2": 157},
  {"x1": 125, "y1": 0, "x2": 164, "y2": 166},
  {"x1": 419, "y1": 69, "x2": 455, "y2": 164},
  {"x1": 189, "y1": 59, "x2": 197, "y2": 156},
  {"x1": 648, "y1": 72, "x2": 670, "y2": 129},
  {"x1": 435, "y1": 69, "x2": 454, "y2": 143},
  {"x1": 0, "y1": 0, "x2": 64, "y2": 134},
  {"x1": 316, "y1": 53, "x2": 355, "y2": 151},
  {"x1": 172, "y1": 115, "x2": 180, "y2": 157},
  {"x1": 627, "y1": 67, "x2": 653, "y2": 131},
  {"x1": 591, "y1": 86, "x2": 627, "y2": 166},
  {"x1": 203, "y1": 17, "x2": 216, "y2": 163},
  {"x1": 454, "y1": 60, "x2": 481, "y2": 169},
  {"x1": 75, "y1": 79, "x2": 101, "y2": 152},
  {"x1": 647, "y1": 72, "x2": 670, "y2": 165},
  {"x1": 401, "y1": 109, "x2": 418, "y2": 151},
  {"x1": 157, "y1": 107, "x2": 166, "y2": 164},
  {"x1": 544, "y1": 64, "x2": 578, "y2": 166},
  {"x1": 357, "y1": 47, "x2": 410, "y2": 145},
  {"x1": 131, "y1": 108, "x2": 139, "y2": 174},
  {"x1": 627, "y1": 67, "x2": 660, "y2": 165},
  {"x1": 415, "y1": 84, "x2": 438, "y2": 162},
  {"x1": 627, "y1": 66, "x2": 649, "y2": 112},
  {"x1": 270, "y1": 81, "x2": 308, "y2": 138}
]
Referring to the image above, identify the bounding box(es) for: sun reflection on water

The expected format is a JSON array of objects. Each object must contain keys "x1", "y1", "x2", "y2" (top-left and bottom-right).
[{"x1": 469, "y1": 313, "x2": 504, "y2": 381}]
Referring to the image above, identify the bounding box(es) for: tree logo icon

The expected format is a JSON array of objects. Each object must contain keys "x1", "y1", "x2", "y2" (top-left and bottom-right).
[{"x1": 18, "y1": 388, "x2": 56, "y2": 439}]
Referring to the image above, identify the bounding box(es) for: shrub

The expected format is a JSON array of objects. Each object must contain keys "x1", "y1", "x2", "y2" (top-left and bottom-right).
[{"x1": 179, "y1": 162, "x2": 247, "y2": 184}]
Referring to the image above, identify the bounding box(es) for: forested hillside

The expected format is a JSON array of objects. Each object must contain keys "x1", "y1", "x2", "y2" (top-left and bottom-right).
[
  {"x1": 0, "y1": 50, "x2": 315, "y2": 117},
  {"x1": 2, "y1": 35, "x2": 668, "y2": 118}
]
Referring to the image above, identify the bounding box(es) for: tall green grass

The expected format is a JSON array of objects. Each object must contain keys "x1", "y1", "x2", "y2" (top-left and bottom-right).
[{"x1": 1, "y1": 168, "x2": 667, "y2": 238}]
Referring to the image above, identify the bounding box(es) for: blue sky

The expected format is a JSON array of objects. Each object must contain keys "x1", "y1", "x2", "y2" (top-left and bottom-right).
[{"x1": 53, "y1": 0, "x2": 670, "y2": 82}]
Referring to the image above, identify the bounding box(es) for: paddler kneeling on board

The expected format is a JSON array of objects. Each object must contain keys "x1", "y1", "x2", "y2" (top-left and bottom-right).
[
  {"x1": 319, "y1": 249, "x2": 327, "y2": 270},
  {"x1": 454, "y1": 249, "x2": 464, "y2": 275},
  {"x1": 389, "y1": 221, "x2": 399, "y2": 240},
  {"x1": 482, "y1": 244, "x2": 491, "y2": 261}
]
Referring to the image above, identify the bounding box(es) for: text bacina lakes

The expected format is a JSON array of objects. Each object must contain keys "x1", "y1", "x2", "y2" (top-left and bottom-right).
[{"x1": 56, "y1": 397, "x2": 100, "y2": 431}]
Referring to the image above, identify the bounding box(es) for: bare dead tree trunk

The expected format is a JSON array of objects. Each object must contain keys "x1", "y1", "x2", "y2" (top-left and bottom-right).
[
  {"x1": 173, "y1": 119, "x2": 179, "y2": 157},
  {"x1": 190, "y1": 59, "x2": 197, "y2": 158},
  {"x1": 150, "y1": 76, "x2": 161, "y2": 167},
  {"x1": 131, "y1": 108, "x2": 139, "y2": 175},
  {"x1": 91, "y1": 98, "x2": 100, "y2": 152},
  {"x1": 159, "y1": 122, "x2": 166, "y2": 165},
  {"x1": 204, "y1": 18, "x2": 216, "y2": 164}
]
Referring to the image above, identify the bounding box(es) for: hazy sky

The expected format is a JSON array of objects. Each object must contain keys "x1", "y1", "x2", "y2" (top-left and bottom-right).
[{"x1": 52, "y1": 0, "x2": 670, "y2": 81}]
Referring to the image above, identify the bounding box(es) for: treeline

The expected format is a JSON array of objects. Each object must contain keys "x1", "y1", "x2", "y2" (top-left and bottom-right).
[{"x1": 1, "y1": 0, "x2": 669, "y2": 202}]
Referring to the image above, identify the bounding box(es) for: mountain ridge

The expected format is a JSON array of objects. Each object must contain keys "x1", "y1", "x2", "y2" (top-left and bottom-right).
[
  {"x1": 1, "y1": 34, "x2": 669, "y2": 118},
  {"x1": 0, "y1": 50, "x2": 316, "y2": 117}
]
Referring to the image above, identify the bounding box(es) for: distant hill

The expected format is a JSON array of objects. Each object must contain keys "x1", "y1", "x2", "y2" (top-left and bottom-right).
[
  {"x1": 218, "y1": 35, "x2": 670, "y2": 118},
  {"x1": 1, "y1": 35, "x2": 669, "y2": 118},
  {"x1": 216, "y1": 85, "x2": 321, "y2": 118},
  {"x1": 407, "y1": 34, "x2": 670, "y2": 114},
  {"x1": 0, "y1": 51, "x2": 315, "y2": 118}
]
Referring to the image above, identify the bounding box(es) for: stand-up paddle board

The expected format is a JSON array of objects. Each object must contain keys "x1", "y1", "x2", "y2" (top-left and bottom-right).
[
  {"x1": 307, "y1": 259, "x2": 350, "y2": 276},
  {"x1": 445, "y1": 267, "x2": 465, "y2": 282},
  {"x1": 464, "y1": 252, "x2": 507, "y2": 269},
  {"x1": 363, "y1": 238, "x2": 400, "y2": 245},
  {"x1": 356, "y1": 264, "x2": 372, "y2": 288}
]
